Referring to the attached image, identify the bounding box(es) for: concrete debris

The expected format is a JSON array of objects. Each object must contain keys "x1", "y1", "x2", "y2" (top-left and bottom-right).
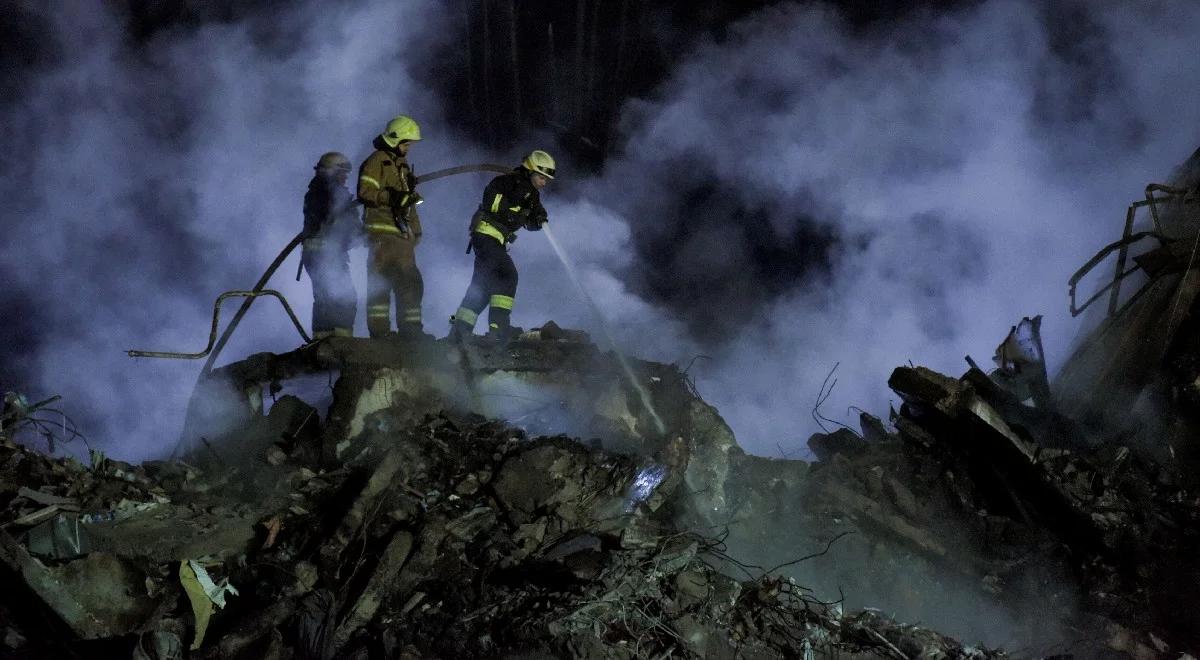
[
  {"x1": 0, "y1": 403, "x2": 1001, "y2": 657},
  {"x1": 988, "y1": 315, "x2": 1052, "y2": 408},
  {"x1": 22, "y1": 513, "x2": 90, "y2": 559},
  {"x1": 879, "y1": 362, "x2": 1200, "y2": 656},
  {"x1": 807, "y1": 427, "x2": 869, "y2": 462},
  {"x1": 4, "y1": 319, "x2": 1199, "y2": 658}
]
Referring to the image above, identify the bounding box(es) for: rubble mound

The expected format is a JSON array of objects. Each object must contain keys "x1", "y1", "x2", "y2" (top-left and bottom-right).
[
  {"x1": 6, "y1": 317, "x2": 1200, "y2": 658},
  {"x1": 1, "y1": 406, "x2": 1004, "y2": 659}
]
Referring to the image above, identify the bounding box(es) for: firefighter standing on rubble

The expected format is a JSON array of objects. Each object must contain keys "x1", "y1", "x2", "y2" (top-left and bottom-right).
[
  {"x1": 448, "y1": 150, "x2": 556, "y2": 344},
  {"x1": 301, "y1": 152, "x2": 360, "y2": 340},
  {"x1": 358, "y1": 115, "x2": 426, "y2": 338}
]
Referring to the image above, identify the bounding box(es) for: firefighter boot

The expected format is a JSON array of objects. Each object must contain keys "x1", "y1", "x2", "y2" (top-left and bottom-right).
[{"x1": 486, "y1": 322, "x2": 524, "y2": 346}]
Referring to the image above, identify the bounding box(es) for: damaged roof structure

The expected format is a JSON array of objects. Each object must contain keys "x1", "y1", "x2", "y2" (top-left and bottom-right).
[{"x1": 5, "y1": 157, "x2": 1200, "y2": 658}]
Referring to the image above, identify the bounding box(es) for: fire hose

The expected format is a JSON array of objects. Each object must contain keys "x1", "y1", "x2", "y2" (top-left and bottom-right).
[{"x1": 126, "y1": 163, "x2": 511, "y2": 371}]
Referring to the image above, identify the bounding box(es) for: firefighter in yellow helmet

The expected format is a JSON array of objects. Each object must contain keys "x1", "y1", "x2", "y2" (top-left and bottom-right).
[
  {"x1": 449, "y1": 150, "x2": 555, "y2": 344},
  {"x1": 301, "y1": 152, "x2": 360, "y2": 340},
  {"x1": 357, "y1": 115, "x2": 426, "y2": 338}
]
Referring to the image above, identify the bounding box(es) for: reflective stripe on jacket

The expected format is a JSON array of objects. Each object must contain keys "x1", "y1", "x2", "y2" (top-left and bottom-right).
[
  {"x1": 358, "y1": 144, "x2": 421, "y2": 237},
  {"x1": 472, "y1": 170, "x2": 545, "y2": 244}
]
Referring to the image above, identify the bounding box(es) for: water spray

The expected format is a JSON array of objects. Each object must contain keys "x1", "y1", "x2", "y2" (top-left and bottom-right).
[{"x1": 541, "y1": 225, "x2": 667, "y2": 435}]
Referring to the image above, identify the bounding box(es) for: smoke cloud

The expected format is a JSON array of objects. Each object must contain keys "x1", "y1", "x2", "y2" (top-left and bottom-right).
[
  {"x1": 0, "y1": 1, "x2": 495, "y2": 458},
  {"x1": 3, "y1": 1, "x2": 1199, "y2": 462},
  {"x1": 512, "y1": 1, "x2": 1200, "y2": 456},
  {"x1": 5, "y1": 0, "x2": 1200, "y2": 651}
]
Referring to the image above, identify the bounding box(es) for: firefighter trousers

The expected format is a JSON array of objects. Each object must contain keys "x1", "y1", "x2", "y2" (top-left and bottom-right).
[
  {"x1": 302, "y1": 246, "x2": 356, "y2": 336},
  {"x1": 454, "y1": 233, "x2": 517, "y2": 331},
  {"x1": 366, "y1": 233, "x2": 424, "y2": 337}
]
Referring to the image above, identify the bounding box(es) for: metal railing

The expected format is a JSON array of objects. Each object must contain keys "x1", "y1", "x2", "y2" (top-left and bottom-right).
[{"x1": 1068, "y1": 183, "x2": 1196, "y2": 318}]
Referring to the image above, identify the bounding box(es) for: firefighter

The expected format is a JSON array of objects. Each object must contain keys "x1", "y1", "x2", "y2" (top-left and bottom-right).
[
  {"x1": 448, "y1": 150, "x2": 556, "y2": 344},
  {"x1": 357, "y1": 115, "x2": 426, "y2": 338},
  {"x1": 301, "y1": 152, "x2": 360, "y2": 340}
]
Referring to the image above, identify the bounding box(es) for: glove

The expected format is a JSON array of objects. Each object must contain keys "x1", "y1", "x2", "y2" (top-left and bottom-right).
[
  {"x1": 525, "y1": 213, "x2": 547, "y2": 231},
  {"x1": 388, "y1": 189, "x2": 422, "y2": 212}
]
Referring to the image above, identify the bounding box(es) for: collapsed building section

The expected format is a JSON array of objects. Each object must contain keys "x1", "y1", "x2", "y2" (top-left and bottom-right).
[
  {"x1": 1056, "y1": 148, "x2": 1200, "y2": 461},
  {"x1": 3, "y1": 330, "x2": 1010, "y2": 658},
  {"x1": 4, "y1": 315, "x2": 1200, "y2": 658},
  {"x1": 10, "y1": 142, "x2": 1200, "y2": 657}
]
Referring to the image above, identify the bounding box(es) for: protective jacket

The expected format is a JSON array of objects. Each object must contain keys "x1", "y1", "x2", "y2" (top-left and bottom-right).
[
  {"x1": 357, "y1": 137, "x2": 422, "y2": 238},
  {"x1": 301, "y1": 174, "x2": 359, "y2": 337},
  {"x1": 473, "y1": 169, "x2": 546, "y2": 244},
  {"x1": 357, "y1": 137, "x2": 424, "y2": 337},
  {"x1": 452, "y1": 169, "x2": 548, "y2": 338},
  {"x1": 303, "y1": 175, "x2": 360, "y2": 252}
]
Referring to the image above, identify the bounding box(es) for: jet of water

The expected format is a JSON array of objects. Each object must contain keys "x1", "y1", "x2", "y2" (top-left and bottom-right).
[{"x1": 541, "y1": 224, "x2": 667, "y2": 435}]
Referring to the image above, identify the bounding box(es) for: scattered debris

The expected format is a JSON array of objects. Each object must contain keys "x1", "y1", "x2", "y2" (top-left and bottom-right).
[{"x1": 3, "y1": 314, "x2": 1199, "y2": 658}]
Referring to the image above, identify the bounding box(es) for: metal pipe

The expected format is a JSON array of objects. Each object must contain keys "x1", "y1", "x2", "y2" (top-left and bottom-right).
[
  {"x1": 1070, "y1": 230, "x2": 1162, "y2": 288},
  {"x1": 1107, "y1": 205, "x2": 1137, "y2": 315},
  {"x1": 1071, "y1": 266, "x2": 1148, "y2": 318},
  {"x1": 1142, "y1": 183, "x2": 1200, "y2": 234},
  {"x1": 128, "y1": 290, "x2": 309, "y2": 360}
]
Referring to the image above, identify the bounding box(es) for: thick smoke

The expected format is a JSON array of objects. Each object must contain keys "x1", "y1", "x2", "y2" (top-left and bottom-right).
[
  {"x1": 4, "y1": 2, "x2": 1200, "y2": 461},
  {"x1": 4, "y1": 0, "x2": 1199, "y2": 650},
  {"x1": 510, "y1": 1, "x2": 1200, "y2": 456},
  {"x1": 0, "y1": 1, "x2": 497, "y2": 459}
]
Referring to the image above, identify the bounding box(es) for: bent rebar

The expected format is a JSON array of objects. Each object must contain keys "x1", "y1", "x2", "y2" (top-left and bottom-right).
[{"x1": 127, "y1": 289, "x2": 310, "y2": 359}]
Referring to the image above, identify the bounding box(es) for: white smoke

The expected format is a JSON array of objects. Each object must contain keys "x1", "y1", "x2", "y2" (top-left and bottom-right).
[
  {"x1": 5, "y1": 0, "x2": 1198, "y2": 651},
  {"x1": 510, "y1": 1, "x2": 1200, "y2": 456},
  {"x1": 6, "y1": 1, "x2": 1200, "y2": 462},
  {"x1": 0, "y1": 1, "x2": 491, "y2": 459}
]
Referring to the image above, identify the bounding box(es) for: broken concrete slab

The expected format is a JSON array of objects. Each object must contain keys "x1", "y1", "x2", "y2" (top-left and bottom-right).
[
  {"x1": 0, "y1": 530, "x2": 159, "y2": 639},
  {"x1": 331, "y1": 530, "x2": 414, "y2": 654},
  {"x1": 19, "y1": 298, "x2": 1200, "y2": 658},
  {"x1": 84, "y1": 503, "x2": 260, "y2": 564},
  {"x1": 808, "y1": 427, "x2": 869, "y2": 462}
]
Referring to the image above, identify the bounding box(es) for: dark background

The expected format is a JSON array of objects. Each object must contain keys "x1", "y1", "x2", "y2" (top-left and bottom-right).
[{"x1": 0, "y1": 0, "x2": 971, "y2": 383}]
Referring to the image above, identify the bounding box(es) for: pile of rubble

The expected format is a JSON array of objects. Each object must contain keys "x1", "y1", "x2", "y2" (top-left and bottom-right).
[
  {"x1": 6, "y1": 313, "x2": 1200, "y2": 658},
  {"x1": 887, "y1": 364, "x2": 1200, "y2": 656},
  {"x1": 1, "y1": 394, "x2": 1007, "y2": 658},
  {"x1": 785, "y1": 361, "x2": 1200, "y2": 659}
]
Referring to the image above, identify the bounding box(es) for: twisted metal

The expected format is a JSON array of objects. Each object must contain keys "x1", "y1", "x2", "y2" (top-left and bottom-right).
[
  {"x1": 1067, "y1": 183, "x2": 1200, "y2": 318},
  {"x1": 127, "y1": 289, "x2": 310, "y2": 359}
]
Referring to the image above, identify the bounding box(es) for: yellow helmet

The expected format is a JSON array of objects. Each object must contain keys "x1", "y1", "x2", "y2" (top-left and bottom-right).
[
  {"x1": 380, "y1": 115, "x2": 421, "y2": 147},
  {"x1": 521, "y1": 150, "x2": 556, "y2": 179},
  {"x1": 315, "y1": 151, "x2": 351, "y2": 173}
]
